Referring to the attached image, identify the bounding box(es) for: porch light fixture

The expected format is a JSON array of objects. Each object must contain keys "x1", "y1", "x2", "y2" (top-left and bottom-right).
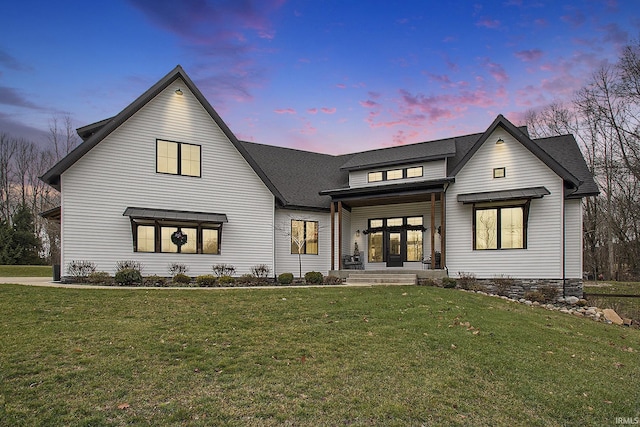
[
  {"x1": 496, "y1": 138, "x2": 504, "y2": 145},
  {"x1": 356, "y1": 230, "x2": 360, "y2": 237},
  {"x1": 175, "y1": 88, "x2": 184, "y2": 96}
]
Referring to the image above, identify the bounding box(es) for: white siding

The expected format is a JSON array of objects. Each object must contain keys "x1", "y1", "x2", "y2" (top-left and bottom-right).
[
  {"x1": 274, "y1": 209, "x2": 331, "y2": 277},
  {"x1": 349, "y1": 159, "x2": 446, "y2": 187},
  {"x1": 446, "y1": 128, "x2": 565, "y2": 279},
  {"x1": 350, "y1": 202, "x2": 440, "y2": 270},
  {"x1": 564, "y1": 199, "x2": 583, "y2": 279},
  {"x1": 61, "y1": 79, "x2": 275, "y2": 277}
]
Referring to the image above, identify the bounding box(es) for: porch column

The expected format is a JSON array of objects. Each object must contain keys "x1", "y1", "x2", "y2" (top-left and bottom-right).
[
  {"x1": 440, "y1": 191, "x2": 446, "y2": 268},
  {"x1": 330, "y1": 201, "x2": 335, "y2": 271},
  {"x1": 430, "y1": 192, "x2": 436, "y2": 269},
  {"x1": 338, "y1": 201, "x2": 343, "y2": 270}
]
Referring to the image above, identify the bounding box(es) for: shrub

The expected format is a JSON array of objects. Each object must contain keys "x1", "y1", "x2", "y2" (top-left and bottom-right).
[
  {"x1": 324, "y1": 275, "x2": 342, "y2": 285},
  {"x1": 456, "y1": 272, "x2": 477, "y2": 290},
  {"x1": 144, "y1": 275, "x2": 167, "y2": 287},
  {"x1": 238, "y1": 274, "x2": 262, "y2": 285},
  {"x1": 493, "y1": 275, "x2": 515, "y2": 296},
  {"x1": 66, "y1": 260, "x2": 96, "y2": 282},
  {"x1": 278, "y1": 273, "x2": 294, "y2": 285},
  {"x1": 116, "y1": 260, "x2": 143, "y2": 274},
  {"x1": 250, "y1": 264, "x2": 271, "y2": 278},
  {"x1": 442, "y1": 277, "x2": 457, "y2": 288},
  {"x1": 212, "y1": 264, "x2": 236, "y2": 277},
  {"x1": 304, "y1": 271, "x2": 323, "y2": 284},
  {"x1": 87, "y1": 271, "x2": 112, "y2": 285},
  {"x1": 418, "y1": 278, "x2": 439, "y2": 287},
  {"x1": 114, "y1": 268, "x2": 143, "y2": 286},
  {"x1": 168, "y1": 263, "x2": 189, "y2": 277},
  {"x1": 172, "y1": 273, "x2": 191, "y2": 285},
  {"x1": 196, "y1": 274, "x2": 217, "y2": 287},
  {"x1": 218, "y1": 275, "x2": 236, "y2": 286},
  {"x1": 524, "y1": 290, "x2": 545, "y2": 303},
  {"x1": 538, "y1": 284, "x2": 559, "y2": 302}
]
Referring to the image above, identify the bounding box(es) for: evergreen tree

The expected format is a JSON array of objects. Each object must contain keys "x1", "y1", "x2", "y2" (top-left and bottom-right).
[
  {"x1": 10, "y1": 204, "x2": 43, "y2": 265},
  {"x1": 0, "y1": 219, "x2": 20, "y2": 264}
]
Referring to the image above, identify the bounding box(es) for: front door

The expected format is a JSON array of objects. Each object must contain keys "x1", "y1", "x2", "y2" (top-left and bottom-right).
[{"x1": 386, "y1": 231, "x2": 403, "y2": 267}]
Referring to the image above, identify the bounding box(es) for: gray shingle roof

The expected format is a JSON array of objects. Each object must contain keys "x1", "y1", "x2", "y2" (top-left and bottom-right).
[
  {"x1": 457, "y1": 186, "x2": 550, "y2": 204},
  {"x1": 340, "y1": 138, "x2": 456, "y2": 171}
]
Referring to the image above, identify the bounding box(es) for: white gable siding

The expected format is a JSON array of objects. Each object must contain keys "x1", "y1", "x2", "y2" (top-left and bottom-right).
[
  {"x1": 564, "y1": 199, "x2": 583, "y2": 279},
  {"x1": 349, "y1": 159, "x2": 446, "y2": 188},
  {"x1": 446, "y1": 128, "x2": 565, "y2": 279},
  {"x1": 61, "y1": 79, "x2": 275, "y2": 277},
  {"x1": 274, "y1": 209, "x2": 331, "y2": 277}
]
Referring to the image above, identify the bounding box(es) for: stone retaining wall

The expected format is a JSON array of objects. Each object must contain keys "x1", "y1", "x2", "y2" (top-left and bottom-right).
[{"x1": 472, "y1": 278, "x2": 583, "y2": 299}]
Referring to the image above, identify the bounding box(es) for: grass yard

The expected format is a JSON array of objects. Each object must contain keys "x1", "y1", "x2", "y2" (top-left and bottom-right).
[
  {"x1": 1, "y1": 284, "x2": 638, "y2": 426},
  {"x1": 0, "y1": 265, "x2": 52, "y2": 277}
]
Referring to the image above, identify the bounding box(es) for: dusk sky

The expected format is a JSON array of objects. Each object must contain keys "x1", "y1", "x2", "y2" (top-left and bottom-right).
[{"x1": 1, "y1": 1, "x2": 639, "y2": 154}]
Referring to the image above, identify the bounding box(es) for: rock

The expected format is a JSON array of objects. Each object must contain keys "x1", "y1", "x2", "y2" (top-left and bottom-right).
[
  {"x1": 623, "y1": 318, "x2": 633, "y2": 327},
  {"x1": 556, "y1": 297, "x2": 565, "y2": 303},
  {"x1": 577, "y1": 299, "x2": 588, "y2": 307},
  {"x1": 585, "y1": 308, "x2": 597, "y2": 316},
  {"x1": 532, "y1": 301, "x2": 540, "y2": 306},
  {"x1": 573, "y1": 311, "x2": 584, "y2": 317},
  {"x1": 565, "y1": 296, "x2": 579, "y2": 305},
  {"x1": 524, "y1": 300, "x2": 533, "y2": 306},
  {"x1": 560, "y1": 308, "x2": 571, "y2": 314},
  {"x1": 603, "y1": 309, "x2": 624, "y2": 325},
  {"x1": 519, "y1": 298, "x2": 526, "y2": 303}
]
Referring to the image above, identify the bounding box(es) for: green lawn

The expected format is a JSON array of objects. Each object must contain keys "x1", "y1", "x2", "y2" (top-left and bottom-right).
[
  {"x1": 0, "y1": 265, "x2": 52, "y2": 277},
  {"x1": 1, "y1": 284, "x2": 638, "y2": 426}
]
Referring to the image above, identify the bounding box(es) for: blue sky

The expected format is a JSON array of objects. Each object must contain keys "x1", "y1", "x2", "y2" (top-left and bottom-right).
[{"x1": 1, "y1": 0, "x2": 638, "y2": 154}]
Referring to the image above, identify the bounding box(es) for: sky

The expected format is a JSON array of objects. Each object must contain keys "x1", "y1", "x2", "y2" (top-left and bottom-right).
[{"x1": 1, "y1": 0, "x2": 639, "y2": 155}]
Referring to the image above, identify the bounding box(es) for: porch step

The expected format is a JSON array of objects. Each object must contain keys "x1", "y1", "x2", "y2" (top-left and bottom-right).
[{"x1": 345, "y1": 273, "x2": 417, "y2": 286}]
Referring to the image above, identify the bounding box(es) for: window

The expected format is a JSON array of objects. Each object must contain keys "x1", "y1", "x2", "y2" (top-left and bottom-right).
[
  {"x1": 134, "y1": 222, "x2": 221, "y2": 254},
  {"x1": 368, "y1": 219, "x2": 384, "y2": 262},
  {"x1": 493, "y1": 167, "x2": 506, "y2": 179},
  {"x1": 367, "y1": 165, "x2": 424, "y2": 183},
  {"x1": 407, "y1": 166, "x2": 423, "y2": 178},
  {"x1": 137, "y1": 225, "x2": 155, "y2": 252},
  {"x1": 368, "y1": 171, "x2": 383, "y2": 182},
  {"x1": 406, "y1": 217, "x2": 423, "y2": 261},
  {"x1": 157, "y1": 140, "x2": 201, "y2": 177},
  {"x1": 474, "y1": 204, "x2": 526, "y2": 250},
  {"x1": 387, "y1": 169, "x2": 403, "y2": 180},
  {"x1": 291, "y1": 220, "x2": 318, "y2": 254}
]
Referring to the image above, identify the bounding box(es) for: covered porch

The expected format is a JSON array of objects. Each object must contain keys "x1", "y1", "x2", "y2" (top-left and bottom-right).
[{"x1": 321, "y1": 179, "x2": 451, "y2": 273}]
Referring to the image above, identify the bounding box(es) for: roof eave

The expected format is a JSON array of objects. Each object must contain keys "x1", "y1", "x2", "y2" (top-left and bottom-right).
[{"x1": 341, "y1": 152, "x2": 456, "y2": 171}]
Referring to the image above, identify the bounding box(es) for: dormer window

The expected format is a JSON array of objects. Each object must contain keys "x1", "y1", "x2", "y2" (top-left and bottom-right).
[
  {"x1": 368, "y1": 171, "x2": 383, "y2": 182},
  {"x1": 387, "y1": 169, "x2": 403, "y2": 180}
]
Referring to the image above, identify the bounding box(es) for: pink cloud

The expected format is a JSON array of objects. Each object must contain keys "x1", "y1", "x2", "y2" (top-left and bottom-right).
[
  {"x1": 392, "y1": 129, "x2": 420, "y2": 146},
  {"x1": 321, "y1": 107, "x2": 336, "y2": 114},
  {"x1": 514, "y1": 49, "x2": 543, "y2": 62},
  {"x1": 482, "y1": 60, "x2": 509, "y2": 83},
  {"x1": 359, "y1": 100, "x2": 378, "y2": 108},
  {"x1": 274, "y1": 108, "x2": 296, "y2": 114},
  {"x1": 335, "y1": 83, "x2": 346, "y2": 89},
  {"x1": 476, "y1": 18, "x2": 501, "y2": 29},
  {"x1": 307, "y1": 108, "x2": 318, "y2": 114}
]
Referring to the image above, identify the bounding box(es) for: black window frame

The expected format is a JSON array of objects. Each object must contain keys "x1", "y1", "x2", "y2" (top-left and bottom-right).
[
  {"x1": 472, "y1": 201, "x2": 530, "y2": 250},
  {"x1": 132, "y1": 220, "x2": 222, "y2": 254},
  {"x1": 156, "y1": 139, "x2": 202, "y2": 178},
  {"x1": 290, "y1": 219, "x2": 319, "y2": 255},
  {"x1": 367, "y1": 165, "x2": 424, "y2": 183}
]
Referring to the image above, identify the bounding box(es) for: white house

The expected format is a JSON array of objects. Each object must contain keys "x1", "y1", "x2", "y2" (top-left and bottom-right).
[{"x1": 41, "y1": 66, "x2": 598, "y2": 295}]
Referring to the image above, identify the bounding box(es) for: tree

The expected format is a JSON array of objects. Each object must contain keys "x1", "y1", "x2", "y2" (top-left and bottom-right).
[{"x1": 9, "y1": 204, "x2": 43, "y2": 265}]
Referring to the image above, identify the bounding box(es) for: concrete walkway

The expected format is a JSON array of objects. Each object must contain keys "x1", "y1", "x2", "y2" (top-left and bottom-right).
[{"x1": 0, "y1": 277, "x2": 375, "y2": 290}]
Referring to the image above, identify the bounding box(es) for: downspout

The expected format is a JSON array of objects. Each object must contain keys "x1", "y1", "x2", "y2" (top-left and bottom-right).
[
  {"x1": 442, "y1": 181, "x2": 450, "y2": 273},
  {"x1": 562, "y1": 185, "x2": 566, "y2": 298},
  {"x1": 273, "y1": 199, "x2": 277, "y2": 279}
]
